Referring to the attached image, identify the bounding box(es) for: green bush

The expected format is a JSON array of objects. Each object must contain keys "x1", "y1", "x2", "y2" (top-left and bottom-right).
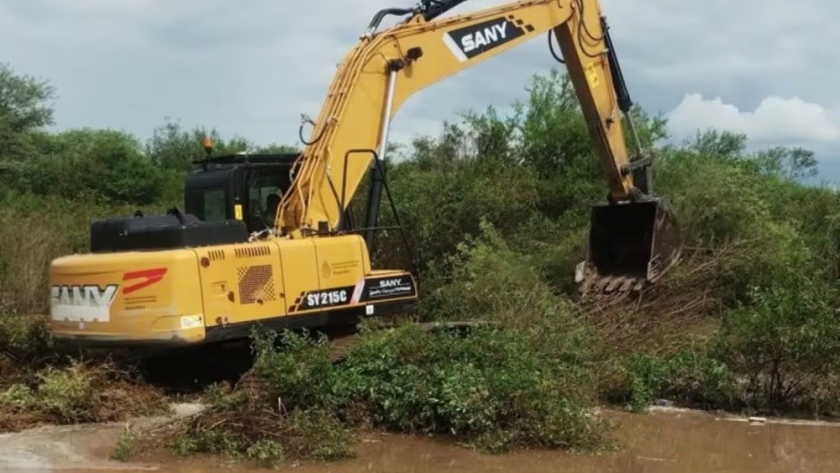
[
  {"x1": 420, "y1": 222, "x2": 595, "y2": 372},
  {"x1": 173, "y1": 324, "x2": 607, "y2": 464},
  {"x1": 335, "y1": 324, "x2": 604, "y2": 452},
  {"x1": 0, "y1": 360, "x2": 170, "y2": 431}
]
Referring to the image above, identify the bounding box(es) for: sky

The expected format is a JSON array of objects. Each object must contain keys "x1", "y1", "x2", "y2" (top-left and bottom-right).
[{"x1": 1, "y1": 0, "x2": 839, "y2": 183}]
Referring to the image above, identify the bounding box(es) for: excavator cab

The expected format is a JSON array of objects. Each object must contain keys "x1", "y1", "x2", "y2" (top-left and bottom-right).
[
  {"x1": 184, "y1": 153, "x2": 300, "y2": 233},
  {"x1": 577, "y1": 197, "x2": 681, "y2": 294},
  {"x1": 184, "y1": 152, "x2": 360, "y2": 236}
]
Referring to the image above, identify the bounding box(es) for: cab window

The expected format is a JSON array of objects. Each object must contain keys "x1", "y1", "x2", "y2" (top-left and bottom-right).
[
  {"x1": 202, "y1": 188, "x2": 227, "y2": 222},
  {"x1": 247, "y1": 176, "x2": 286, "y2": 229}
]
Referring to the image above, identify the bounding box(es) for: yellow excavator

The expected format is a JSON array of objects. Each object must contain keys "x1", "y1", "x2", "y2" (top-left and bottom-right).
[{"x1": 48, "y1": 0, "x2": 681, "y2": 349}]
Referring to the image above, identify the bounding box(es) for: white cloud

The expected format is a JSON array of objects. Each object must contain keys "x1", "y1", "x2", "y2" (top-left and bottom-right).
[{"x1": 666, "y1": 94, "x2": 840, "y2": 146}]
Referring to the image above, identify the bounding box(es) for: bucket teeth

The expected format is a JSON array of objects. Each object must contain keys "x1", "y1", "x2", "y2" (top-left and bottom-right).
[
  {"x1": 576, "y1": 262, "x2": 652, "y2": 297},
  {"x1": 579, "y1": 272, "x2": 646, "y2": 296}
]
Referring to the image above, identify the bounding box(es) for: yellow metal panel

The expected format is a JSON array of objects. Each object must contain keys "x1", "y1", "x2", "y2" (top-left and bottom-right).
[
  {"x1": 281, "y1": 234, "x2": 374, "y2": 316},
  {"x1": 49, "y1": 248, "x2": 205, "y2": 344},
  {"x1": 277, "y1": 238, "x2": 320, "y2": 315},
  {"x1": 313, "y1": 234, "x2": 367, "y2": 288},
  {"x1": 198, "y1": 243, "x2": 286, "y2": 327}
]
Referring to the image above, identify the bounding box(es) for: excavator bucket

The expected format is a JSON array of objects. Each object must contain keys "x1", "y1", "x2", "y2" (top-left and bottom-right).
[{"x1": 576, "y1": 198, "x2": 681, "y2": 295}]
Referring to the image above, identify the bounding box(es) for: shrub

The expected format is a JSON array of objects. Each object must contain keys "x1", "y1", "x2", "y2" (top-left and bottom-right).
[
  {"x1": 0, "y1": 360, "x2": 170, "y2": 432},
  {"x1": 171, "y1": 323, "x2": 608, "y2": 465}
]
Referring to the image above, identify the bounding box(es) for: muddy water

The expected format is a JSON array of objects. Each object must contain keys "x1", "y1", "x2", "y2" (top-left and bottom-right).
[
  {"x1": 290, "y1": 410, "x2": 840, "y2": 473},
  {"x1": 11, "y1": 408, "x2": 840, "y2": 473}
]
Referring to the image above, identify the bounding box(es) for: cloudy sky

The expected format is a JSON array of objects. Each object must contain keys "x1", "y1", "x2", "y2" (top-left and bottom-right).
[{"x1": 2, "y1": 0, "x2": 839, "y2": 182}]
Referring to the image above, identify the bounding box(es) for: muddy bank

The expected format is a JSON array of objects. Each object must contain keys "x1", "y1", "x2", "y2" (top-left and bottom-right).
[
  {"x1": 0, "y1": 403, "x2": 202, "y2": 472},
  {"x1": 5, "y1": 406, "x2": 840, "y2": 473}
]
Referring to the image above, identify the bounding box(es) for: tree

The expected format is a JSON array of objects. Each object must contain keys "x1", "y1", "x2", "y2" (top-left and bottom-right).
[
  {"x1": 0, "y1": 63, "x2": 55, "y2": 162},
  {"x1": 22, "y1": 129, "x2": 164, "y2": 205},
  {"x1": 684, "y1": 129, "x2": 748, "y2": 160},
  {"x1": 146, "y1": 118, "x2": 253, "y2": 172},
  {"x1": 753, "y1": 146, "x2": 818, "y2": 182},
  {"x1": 254, "y1": 143, "x2": 301, "y2": 154}
]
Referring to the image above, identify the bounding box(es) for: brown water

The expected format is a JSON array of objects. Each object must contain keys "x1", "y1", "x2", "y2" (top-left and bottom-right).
[
  {"x1": 9, "y1": 408, "x2": 840, "y2": 473},
  {"x1": 290, "y1": 410, "x2": 840, "y2": 473}
]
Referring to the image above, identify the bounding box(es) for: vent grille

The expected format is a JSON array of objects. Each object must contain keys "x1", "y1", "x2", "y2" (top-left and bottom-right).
[
  {"x1": 235, "y1": 245, "x2": 271, "y2": 258},
  {"x1": 208, "y1": 250, "x2": 225, "y2": 261},
  {"x1": 236, "y1": 264, "x2": 276, "y2": 304}
]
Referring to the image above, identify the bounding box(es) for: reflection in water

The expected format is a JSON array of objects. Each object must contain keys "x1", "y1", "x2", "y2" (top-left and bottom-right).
[{"x1": 60, "y1": 409, "x2": 840, "y2": 473}]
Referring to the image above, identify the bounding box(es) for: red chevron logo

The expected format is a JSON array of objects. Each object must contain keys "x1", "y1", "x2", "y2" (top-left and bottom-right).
[{"x1": 122, "y1": 268, "x2": 168, "y2": 295}]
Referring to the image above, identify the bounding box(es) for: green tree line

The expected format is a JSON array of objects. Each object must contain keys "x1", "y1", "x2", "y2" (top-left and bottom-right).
[{"x1": 0, "y1": 62, "x2": 297, "y2": 207}]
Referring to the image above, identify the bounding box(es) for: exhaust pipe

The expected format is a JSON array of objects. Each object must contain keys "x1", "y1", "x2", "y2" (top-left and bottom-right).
[{"x1": 576, "y1": 197, "x2": 681, "y2": 295}]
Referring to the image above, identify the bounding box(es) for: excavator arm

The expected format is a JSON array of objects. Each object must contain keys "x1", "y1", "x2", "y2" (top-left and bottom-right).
[{"x1": 277, "y1": 0, "x2": 681, "y2": 293}]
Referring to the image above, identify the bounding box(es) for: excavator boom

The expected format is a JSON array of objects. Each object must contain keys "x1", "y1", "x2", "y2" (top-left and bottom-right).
[{"x1": 276, "y1": 0, "x2": 681, "y2": 293}]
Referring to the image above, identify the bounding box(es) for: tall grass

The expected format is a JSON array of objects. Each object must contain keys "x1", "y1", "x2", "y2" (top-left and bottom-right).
[{"x1": 0, "y1": 192, "x2": 166, "y2": 315}]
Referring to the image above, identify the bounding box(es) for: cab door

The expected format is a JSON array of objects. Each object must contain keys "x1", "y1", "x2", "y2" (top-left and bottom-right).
[{"x1": 235, "y1": 166, "x2": 293, "y2": 234}]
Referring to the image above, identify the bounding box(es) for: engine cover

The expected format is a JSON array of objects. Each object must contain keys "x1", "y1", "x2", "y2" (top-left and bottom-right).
[{"x1": 90, "y1": 211, "x2": 249, "y2": 253}]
